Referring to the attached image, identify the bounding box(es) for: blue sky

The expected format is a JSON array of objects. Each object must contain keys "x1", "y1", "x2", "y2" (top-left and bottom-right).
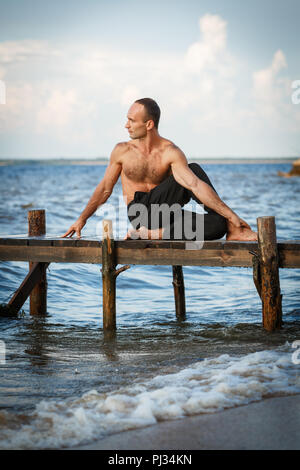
[{"x1": 0, "y1": 0, "x2": 299, "y2": 158}]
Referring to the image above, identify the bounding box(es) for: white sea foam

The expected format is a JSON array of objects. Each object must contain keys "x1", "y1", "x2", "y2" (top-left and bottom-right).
[{"x1": 0, "y1": 344, "x2": 299, "y2": 449}]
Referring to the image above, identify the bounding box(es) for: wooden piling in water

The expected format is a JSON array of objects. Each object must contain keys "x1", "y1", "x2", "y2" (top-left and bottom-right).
[
  {"x1": 172, "y1": 266, "x2": 186, "y2": 320},
  {"x1": 101, "y1": 220, "x2": 130, "y2": 332},
  {"x1": 102, "y1": 220, "x2": 116, "y2": 331},
  {"x1": 257, "y1": 216, "x2": 282, "y2": 331},
  {"x1": 28, "y1": 210, "x2": 47, "y2": 315}
]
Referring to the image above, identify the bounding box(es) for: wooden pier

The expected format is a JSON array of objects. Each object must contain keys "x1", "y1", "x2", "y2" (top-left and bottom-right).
[{"x1": 0, "y1": 210, "x2": 299, "y2": 332}]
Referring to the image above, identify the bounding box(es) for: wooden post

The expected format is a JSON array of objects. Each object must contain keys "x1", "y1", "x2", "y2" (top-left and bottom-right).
[
  {"x1": 102, "y1": 220, "x2": 117, "y2": 331},
  {"x1": 101, "y1": 220, "x2": 130, "y2": 332},
  {"x1": 257, "y1": 216, "x2": 282, "y2": 331},
  {"x1": 28, "y1": 210, "x2": 47, "y2": 315},
  {"x1": 172, "y1": 265, "x2": 186, "y2": 320}
]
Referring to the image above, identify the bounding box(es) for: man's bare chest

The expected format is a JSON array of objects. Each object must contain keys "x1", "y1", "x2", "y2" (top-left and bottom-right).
[{"x1": 122, "y1": 153, "x2": 171, "y2": 184}]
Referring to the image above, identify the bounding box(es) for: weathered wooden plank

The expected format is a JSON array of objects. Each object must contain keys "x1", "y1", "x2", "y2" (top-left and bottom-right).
[
  {"x1": 0, "y1": 238, "x2": 28, "y2": 246},
  {"x1": 0, "y1": 238, "x2": 257, "y2": 249},
  {"x1": 0, "y1": 238, "x2": 259, "y2": 250},
  {"x1": 52, "y1": 239, "x2": 78, "y2": 247},
  {"x1": 75, "y1": 239, "x2": 102, "y2": 247},
  {"x1": 277, "y1": 242, "x2": 300, "y2": 268},
  {"x1": 223, "y1": 241, "x2": 259, "y2": 251},
  {"x1": 117, "y1": 240, "x2": 187, "y2": 250},
  {"x1": 115, "y1": 247, "x2": 255, "y2": 266},
  {"x1": 28, "y1": 239, "x2": 53, "y2": 246},
  {"x1": 0, "y1": 239, "x2": 299, "y2": 267},
  {"x1": 278, "y1": 250, "x2": 300, "y2": 268},
  {"x1": 0, "y1": 245, "x2": 102, "y2": 263},
  {"x1": 117, "y1": 240, "x2": 258, "y2": 250}
]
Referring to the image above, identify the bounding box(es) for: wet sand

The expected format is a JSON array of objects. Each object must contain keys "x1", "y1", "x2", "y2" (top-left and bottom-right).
[{"x1": 74, "y1": 394, "x2": 300, "y2": 450}]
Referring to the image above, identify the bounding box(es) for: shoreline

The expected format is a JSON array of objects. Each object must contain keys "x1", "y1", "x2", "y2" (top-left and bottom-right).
[
  {"x1": 0, "y1": 157, "x2": 296, "y2": 166},
  {"x1": 72, "y1": 394, "x2": 300, "y2": 450}
]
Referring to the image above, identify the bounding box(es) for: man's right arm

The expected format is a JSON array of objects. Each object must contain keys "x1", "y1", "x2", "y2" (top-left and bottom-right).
[
  {"x1": 61, "y1": 144, "x2": 123, "y2": 238},
  {"x1": 167, "y1": 146, "x2": 255, "y2": 235}
]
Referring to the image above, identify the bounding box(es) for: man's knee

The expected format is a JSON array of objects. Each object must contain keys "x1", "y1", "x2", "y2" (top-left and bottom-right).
[
  {"x1": 188, "y1": 162, "x2": 200, "y2": 172},
  {"x1": 188, "y1": 162, "x2": 217, "y2": 193},
  {"x1": 188, "y1": 162, "x2": 207, "y2": 180},
  {"x1": 207, "y1": 214, "x2": 227, "y2": 239}
]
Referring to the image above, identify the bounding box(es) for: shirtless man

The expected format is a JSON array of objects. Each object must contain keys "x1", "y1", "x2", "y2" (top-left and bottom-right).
[{"x1": 62, "y1": 98, "x2": 257, "y2": 241}]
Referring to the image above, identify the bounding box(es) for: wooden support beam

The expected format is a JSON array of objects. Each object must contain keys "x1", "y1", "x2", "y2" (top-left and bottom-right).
[
  {"x1": 251, "y1": 252, "x2": 262, "y2": 299},
  {"x1": 257, "y1": 216, "x2": 282, "y2": 331},
  {"x1": 102, "y1": 220, "x2": 117, "y2": 331},
  {"x1": 116, "y1": 240, "x2": 257, "y2": 267},
  {"x1": 28, "y1": 210, "x2": 48, "y2": 315},
  {"x1": 101, "y1": 220, "x2": 130, "y2": 332},
  {"x1": 172, "y1": 266, "x2": 186, "y2": 320},
  {"x1": 8, "y1": 262, "x2": 49, "y2": 314},
  {"x1": 1, "y1": 239, "x2": 300, "y2": 268}
]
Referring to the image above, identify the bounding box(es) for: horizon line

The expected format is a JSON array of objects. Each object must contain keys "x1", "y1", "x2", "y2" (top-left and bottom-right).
[{"x1": 0, "y1": 155, "x2": 297, "y2": 161}]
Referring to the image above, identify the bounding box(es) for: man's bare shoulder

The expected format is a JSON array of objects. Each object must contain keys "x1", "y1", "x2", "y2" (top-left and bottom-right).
[
  {"x1": 162, "y1": 140, "x2": 188, "y2": 164},
  {"x1": 110, "y1": 142, "x2": 131, "y2": 162}
]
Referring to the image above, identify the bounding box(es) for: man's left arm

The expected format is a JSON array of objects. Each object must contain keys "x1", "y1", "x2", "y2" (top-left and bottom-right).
[{"x1": 169, "y1": 148, "x2": 250, "y2": 230}]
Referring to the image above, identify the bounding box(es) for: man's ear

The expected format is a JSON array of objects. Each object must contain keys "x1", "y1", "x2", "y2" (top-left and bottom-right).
[{"x1": 146, "y1": 120, "x2": 155, "y2": 131}]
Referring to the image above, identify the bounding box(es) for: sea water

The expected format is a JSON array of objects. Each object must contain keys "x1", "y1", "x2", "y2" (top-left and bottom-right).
[{"x1": 0, "y1": 160, "x2": 299, "y2": 449}]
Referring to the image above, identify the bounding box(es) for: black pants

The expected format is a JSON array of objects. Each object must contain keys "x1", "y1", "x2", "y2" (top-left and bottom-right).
[{"x1": 127, "y1": 163, "x2": 227, "y2": 240}]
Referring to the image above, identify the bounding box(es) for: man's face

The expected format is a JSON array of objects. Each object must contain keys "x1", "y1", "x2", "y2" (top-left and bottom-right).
[{"x1": 125, "y1": 103, "x2": 148, "y2": 139}]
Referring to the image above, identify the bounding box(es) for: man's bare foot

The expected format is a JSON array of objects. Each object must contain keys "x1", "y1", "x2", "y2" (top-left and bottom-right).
[
  {"x1": 226, "y1": 226, "x2": 258, "y2": 241},
  {"x1": 124, "y1": 226, "x2": 164, "y2": 240}
]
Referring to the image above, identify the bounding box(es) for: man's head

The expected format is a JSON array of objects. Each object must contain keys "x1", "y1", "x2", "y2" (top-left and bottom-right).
[
  {"x1": 125, "y1": 98, "x2": 160, "y2": 139},
  {"x1": 135, "y1": 98, "x2": 161, "y2": 129}
]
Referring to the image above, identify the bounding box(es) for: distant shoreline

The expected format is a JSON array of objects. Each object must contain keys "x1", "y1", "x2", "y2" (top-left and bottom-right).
[{"x1": 0, "y1": 157, "x2": 296, "y2": 166}]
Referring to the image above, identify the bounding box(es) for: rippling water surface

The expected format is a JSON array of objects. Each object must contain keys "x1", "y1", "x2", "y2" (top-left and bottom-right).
[{"x1": 0, "y1": 160, "x2": 299, "y2": 449}]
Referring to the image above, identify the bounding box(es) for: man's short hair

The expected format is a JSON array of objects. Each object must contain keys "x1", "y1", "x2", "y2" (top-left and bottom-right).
[{"x1": 135, "y1": 98, "x2": 161, "y2": 129}]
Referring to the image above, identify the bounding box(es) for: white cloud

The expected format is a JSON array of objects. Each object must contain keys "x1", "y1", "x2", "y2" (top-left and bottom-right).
[
  {"x1": 0, "y1": 79, "x2": 6, "y2": 105},
  {"x1": 251, "y1": 49, "x2": 300, "y2": 136},
  {"x1": 0, "y1": 40, "x2": 59, "y2": 65},
  {"x1": 185, "y1": 14, "x2": 228, "y2": 73},
  {"x1": 253, "y1": 49, "x2": 287, "y2": 103},
  {"x1": 0, "y1": 16, "x2": 299, "y2": 157},
  {"x1": 121, "y1": 86, "x2": 142, "y2": 106},
  {"x1": 36, "y1": 89, "x2": 78, "y2": 131},
  {"x1": 0, "y1": 83, "x2": 35, "y2": 132},
  {"x1": 0, "y1": 18, "x2": 236, "y2": 136}
]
